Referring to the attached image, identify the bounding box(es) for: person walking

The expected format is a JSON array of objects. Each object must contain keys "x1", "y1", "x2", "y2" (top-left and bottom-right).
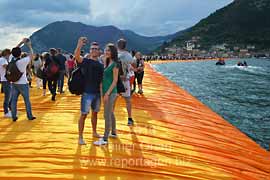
[
  {"x1": 0, "y1": 49, "x2": 12, "y2": 118},
  {"x1": 117, "y1": 39, "x2": 136, "y2": 126}
]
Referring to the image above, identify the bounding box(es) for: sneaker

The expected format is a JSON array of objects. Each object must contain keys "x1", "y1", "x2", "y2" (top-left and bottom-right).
[
  {"x1": 138, "y1": 90, "x2": 143, "y2": 94},
  {"x1": 78, "y1": 138, "x2": 86, "y2": 145},
  {"x1": 127, "y1": 118, "x2": 134, "y2": 126},
  {"x1": 29, "y1": 117, "x2": 36, "y2": 121},
  {"x1": 4, "y1": 111, "x2": 12, "y2": 118},
  {"x1": 13, "y1": 117, "x2": 18, "y2": 122},
  {"x1": 94, "y1": 138, "x2": 108, "y2": 146},
  {"x1": 51, "y1": 94, "x2": 56, "y2": 101},
  {"x1": 109, "y1": 134, "x2": 118, "y2": 138}
]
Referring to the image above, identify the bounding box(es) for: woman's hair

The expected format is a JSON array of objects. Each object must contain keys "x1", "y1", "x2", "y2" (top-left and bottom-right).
[
  {"x1": 105, "y1": 43, "x2": 118, "y2": 68},
  {"x1": 131, "y1": 50, "x2": 136, "y2": 57},
  {"x1": 1, "y1": 49, "x2": 11, "y2": 57}
]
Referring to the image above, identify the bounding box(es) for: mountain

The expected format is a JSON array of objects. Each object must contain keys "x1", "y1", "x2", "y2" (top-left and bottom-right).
[
  {"x1": 161, "y1": 0, "x2": 270, "y2": 51},
  {"x1": 25, "y1": 21, "x2": 181, "y2": 54}
]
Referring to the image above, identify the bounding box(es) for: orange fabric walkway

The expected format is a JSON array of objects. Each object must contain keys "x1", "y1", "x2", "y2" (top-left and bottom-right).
[{"x1": 0, "y1": 63, "x2": 269, "y2": 180}]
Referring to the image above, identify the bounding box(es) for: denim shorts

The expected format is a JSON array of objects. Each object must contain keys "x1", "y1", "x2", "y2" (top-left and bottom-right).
[{"x1": 81, "y1": 93, "x2": 101, "y2": 115}]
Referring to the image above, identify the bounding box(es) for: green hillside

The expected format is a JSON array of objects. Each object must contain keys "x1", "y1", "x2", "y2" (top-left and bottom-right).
[{"x1": 162, "y1": 0, "x2": 270, "y2": 51}]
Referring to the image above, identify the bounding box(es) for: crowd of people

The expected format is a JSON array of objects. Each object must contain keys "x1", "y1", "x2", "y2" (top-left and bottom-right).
[{"x1": 0, "y1": 37, "x2": 145, "y2": 146}]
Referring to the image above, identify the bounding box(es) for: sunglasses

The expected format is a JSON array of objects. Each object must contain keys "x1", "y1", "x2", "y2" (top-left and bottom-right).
[{"x1": 91, "y1": 48, "x2": 99, "y2": 50}]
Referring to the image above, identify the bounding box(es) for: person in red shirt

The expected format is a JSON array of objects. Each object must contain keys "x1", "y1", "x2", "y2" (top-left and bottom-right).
[{"x1": 66, "y1": 55, "x2": 75, "y2": 78}]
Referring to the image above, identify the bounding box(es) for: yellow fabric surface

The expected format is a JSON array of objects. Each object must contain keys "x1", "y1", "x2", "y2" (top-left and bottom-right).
[{"x1": 0, "y1": 63, "x2": 269, "y2": 180}]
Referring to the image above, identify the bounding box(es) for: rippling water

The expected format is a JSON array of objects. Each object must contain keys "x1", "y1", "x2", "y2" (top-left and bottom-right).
[{"x1": 153, "y1": 58, "x2": 270, "y2": 150}]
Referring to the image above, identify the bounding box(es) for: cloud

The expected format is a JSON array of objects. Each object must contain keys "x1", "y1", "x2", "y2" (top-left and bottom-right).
[
  {"x1": 87, "y1": 0, "x2": 234, "y2": 36},
  {"x1": 0, "y1": 0, "x2": 91, "y2": 49},
  {"x1": 0, "y1": 25, "x2": 38, "y2": 49},
  {"x1": 0, "y1": 0, "x2": 90, "y2": 27},
  {"x1": 0, "y1": 0, "x2": 233, "y2": 49}
]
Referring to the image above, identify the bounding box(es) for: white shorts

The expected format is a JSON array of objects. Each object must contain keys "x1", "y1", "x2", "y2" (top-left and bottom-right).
[{"x1": 121, "y1": 80, "x2": 131, "y2": 97}]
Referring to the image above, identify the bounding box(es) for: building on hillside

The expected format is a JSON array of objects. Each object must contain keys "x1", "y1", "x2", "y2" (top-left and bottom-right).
[
  {"x1": 212, "y1": 44, "x2": 227, "y2": 51},
  {"x1": 239, "y1": 49, "x2": 250, "y2": 58},
  {"x1": 247, "y1": 45, "x2": 256, "y2": 50}
]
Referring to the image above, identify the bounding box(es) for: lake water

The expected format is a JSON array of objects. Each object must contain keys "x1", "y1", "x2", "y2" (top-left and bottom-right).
[{"x1": 153, "y1": 58, "x2": 270, "y2": 150}]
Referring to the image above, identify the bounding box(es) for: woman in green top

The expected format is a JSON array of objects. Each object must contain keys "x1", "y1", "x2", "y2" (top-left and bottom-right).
[{"x1": 94, "y1": 44, "x2": 119, "y2": 146}]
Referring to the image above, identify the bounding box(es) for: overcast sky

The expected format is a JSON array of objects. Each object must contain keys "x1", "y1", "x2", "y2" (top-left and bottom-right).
[{"x1": 0, "y1": 0, "x2": 233, "y2": 49}]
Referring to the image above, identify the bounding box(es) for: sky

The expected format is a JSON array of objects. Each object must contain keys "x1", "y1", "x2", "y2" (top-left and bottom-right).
[{"x1": 0, "y1": 0, "x2": 233, "y2": 49}]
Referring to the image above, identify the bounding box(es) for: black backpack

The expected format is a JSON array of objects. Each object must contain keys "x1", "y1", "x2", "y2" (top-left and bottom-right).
[
  {"x1": 116, "y1": 62, "x2": 125, "y2": 93},
  {"x1": 117, "y1": 75, "x2": 125, "y2": 93},
  {"x1": 68, "y1": 66, "x2": 85, "y2": 95},
  {"x1": 5, "y1": 58, "x2": 23, "y2": 82},
  {"x1": 118, "y1": 60, "x2": 124, "y2": 76}
]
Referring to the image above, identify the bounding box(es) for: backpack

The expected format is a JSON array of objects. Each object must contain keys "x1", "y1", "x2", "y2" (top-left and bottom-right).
[
  {"x1": 68, "y1": 66, "x2": 85, "y2": 95},
  {"x1": 116, "y1": 62, "x2": 125, "y2": 93},
  {"x1": 44, "y1": 58, "x2": 60, "y2": 80},
  {"x1": 117, "y1": 75, "x2": 125, "y2": 93},
  {"x1": 36, "y1": 68, "x2": 44, "y2": 79},
  {"x1": 118, "y1": 60, "x2": 124, "y2": 76},
  {"x1": 5, "y1": 58, "x2": 23, "y2": 82}
]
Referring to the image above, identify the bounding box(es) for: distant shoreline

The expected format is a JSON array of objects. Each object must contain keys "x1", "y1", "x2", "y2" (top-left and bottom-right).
[
  {"x1": 146, "y1": 58, "x2": 228, "y2": 64},
  {"x1": 146, "y1": 58, "x2": 267, "y2": 64}
]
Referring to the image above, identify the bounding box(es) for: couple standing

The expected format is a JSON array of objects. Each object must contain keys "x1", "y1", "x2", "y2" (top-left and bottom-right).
[{"x1": 74, "y1": 37, "x2": 134, "y2": 146}]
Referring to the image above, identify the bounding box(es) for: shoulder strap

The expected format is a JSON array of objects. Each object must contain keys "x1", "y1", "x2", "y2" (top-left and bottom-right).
[
  {"x1": 15, "y1": 58, "x2": 21, "y2": 62},
  {"x1": 78, "y1": 65, "x2": 85, "y2": 76},
  {"x1": 10, "y1": 57, "x2": 20, "y2": 63}
]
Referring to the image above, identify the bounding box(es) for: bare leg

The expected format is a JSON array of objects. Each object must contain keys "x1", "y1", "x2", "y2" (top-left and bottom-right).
[
  {"x1": 125, "y1": 97, "x2": 132, "y2": 118},
  {"x1": 91, "y1": 112, "x2": 100, "y2": 137},
  {"x1": 138, "y1": 84, "x2": 142, "y2": 91},
  {"x1": 78, "y1": 114, "x2": 87, "y2": 144},
  {"x1": 125, "y1": 96, "x2": 134, "y2": 126}
]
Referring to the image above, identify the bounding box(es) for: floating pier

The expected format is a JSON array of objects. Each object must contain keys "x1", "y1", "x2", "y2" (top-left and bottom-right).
[{"x1": 0, "y1": 63, "x2": 269, "y2": 180}]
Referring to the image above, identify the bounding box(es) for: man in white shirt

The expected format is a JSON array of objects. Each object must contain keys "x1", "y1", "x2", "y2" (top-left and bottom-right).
[
  {"x1": 0, "y1": 49, "x2": 12, "y2": 117},
  {"x1": 11, "y1": 38, "x2": 36, "y2": 122},
  {"x1": 117, "y1": 39, "x2": 136, "y2": 126}
]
